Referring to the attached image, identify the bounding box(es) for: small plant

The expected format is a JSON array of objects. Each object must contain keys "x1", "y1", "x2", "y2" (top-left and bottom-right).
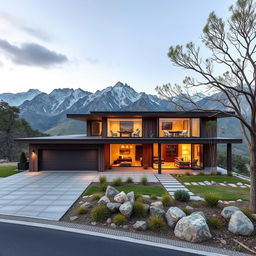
[
  {"x1": 143, "y1": 164, "x2": 148, "y2": 169},
  {"x1": 150, "y1": 194, "x2": 157, "y2": 200},
  {"x1": 135, "y1": 193, "x2": 143, "y2": 200},
  {"x1": 216, "y1": 171, "x2": 222, "y2": 176},
  {"x1": 148, "y1": 215, "x2": 166, "y2": 232},
  {"x1": 136, "y1": 196, "x2": 148, "y2": 204},
  {"x1": 99, "y1": 183, "x2": 108, "y2": 192},
  {"x1": 198, "y1": 171, "x2": 205, "y2": 176},
  {"x1": 208, "y1": 217, "x2": 224, "y2": 229},
  {"x1": 140, "y1": 176, "x2": 148, "y2": 185},
  {"x1": 90, "y1": 193, "x2": 103, "y2": 201},
  {"x1": 191, "y1": 202, "x2": 199, "y2": 208},
  {"x1": 161, "y1": 195, "x2": 174, "y2": 207},
  {"x1": 210, "y1": 171, "x2": 217, "y2": 176},
  {"x1": 182, "y1": 208, "x2": 192, "y2": 215},
  {"x1": 227, "y1": 172, "x2": 233, "y2": 177},
  {"x1": 133, "y1": 201, "x2": 147, "y2": 218},
  {"x1": 241, "y1": 208, "x2": 254, "y2": 221},
  {"x1": 204, "y1": 193, "x2": 219, "y2": 207},
  {"x1": 111, "y1": 177, "x2": 122, "y2": 186},
  {"x1": 91, "y1": 205, "x2": 110, "y2": 222},
  {"x1": 174, "y1": 190, "x2": 190, "y2": 202},
  {"x1": 77, "y1": 205, "x2": 88, "y2": 215},
  {"x1": 113, "y1": 214, "x2": 127, "y2": 226},
  {"x1": 185, "y1": 171, "x2": 191, "y2": 176},
  {"x1": 126, "y1": 177, "x2": 134, "y2": 184},
  {"x1": 20, "y1": 151, "x2": 27, "y2": 163},
  {"x1": 99, "y1": 176, "x2": 107, "y2": 184}
]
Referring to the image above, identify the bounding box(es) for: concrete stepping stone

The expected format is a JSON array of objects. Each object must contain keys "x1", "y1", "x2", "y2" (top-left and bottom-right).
[
  {"x1": 204, "y1": 181, "x2": 211, "y2": 185},
  {"x1": 219, "y1": 183, "x2": 227, "y2": 186},
  {"x1": 198, "y1": 182, "x2": 206, "y2": 186},
  {"x1": 184, "y1": 182, "x2": 191, "y2": 185},
  {"x1": 228, "y1": 183, "x2": 237, "y2": 187},
  {"x1": 191, "y1": 182, "x2": 198, "y2": 185}
]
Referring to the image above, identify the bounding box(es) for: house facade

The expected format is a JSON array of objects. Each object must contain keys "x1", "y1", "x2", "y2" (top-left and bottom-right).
[{"x1": 16, "y1": 111, "x2": 242, "y2": 173}]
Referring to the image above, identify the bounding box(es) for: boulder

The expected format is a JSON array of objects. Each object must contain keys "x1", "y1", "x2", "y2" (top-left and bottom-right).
[
  {"x1": 110, "y1": 223, "x2": 117, "y2": 228},
  {"x1": 81, "y1": 202, "x2": 93, "y2": 208},
  {"x1": 143, "y1": 204, "x2": 150, "y2": 212},
  {"x1": 191, "y1": 211, "x2": 206, "y2": 220},
  {"x1": 127, "y1": 191, "x2": 135, "y2": 203},
  {"x1": 185, "y1": 206, "x2": 193, "y2": 211},
  {"x1": 114, "y1": 191, "x2": 128, "y2": 203},
  {"x1": 151, "y1": 201, "x2": 163, "y2": 208},
  {"x1": 133, "y1": 221, "x2": 147, "y2": 231},
  {"x1": 70, "y1": 216, "x2": 78, "y2": 221},
  {"x1": 98, "y1": 196, "x2": 110, "y2": 205},
  {"x1": 106, "y1": 202, "x2": 121, "y2": 213},
  {"x1": 149, "y1": 206, "x2": 165, "y2": 217},
  {"x1": 106, "y1": 218, "x2": 112, "y2": 224},
  {"x1": 228, "y1": 211, "x2": 254, "y2": 236},
  {"x1": 165, "y1": 207, "x2": 186, "y2": 228},
  {"x1": 174, "y1": 214, "x2": 212, "y2": 242},
  {"x1": 119, "y1": 201, "x2": 133, "y2": 217},
  {"x1": 105, "y1": 185, "x2": 119, "y2": 199},
  {"x1": 221, "y1": 206, "x2": 239, "y2": 219}
]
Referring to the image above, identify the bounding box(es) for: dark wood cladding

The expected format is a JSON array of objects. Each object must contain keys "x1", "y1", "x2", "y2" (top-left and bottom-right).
[
  {"x1": 142, "y1": 144, "x2": 153, "y2": 167},
  {"x1": 201, "y1": 117, "x2": 217, "y2": 137},
  {"x1": 104, "y1": 144, "x2": 110, "y2": 170},
  {"x1": 102, "y1": 117, "x2": 107, "y2": 137},
  {"x1": 142, "y1": 117, "x2": 158, "y2": 137},
  {"x1": 203, "y1": 143, "x2": 217, "y2": 167}
]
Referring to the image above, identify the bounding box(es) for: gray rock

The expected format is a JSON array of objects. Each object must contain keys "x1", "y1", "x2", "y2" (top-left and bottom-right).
[
  {"x1": 165, "y1": 207, "x2": 186, "y2": 228},
  {"x1": 107, "y1": 202, "x2": 121, "y2": 213},
  {"x1": 123, "y1": 225, "x2": 129, "y2": 229},
  {"x1": 70, "y1": 216, "x2": 78, "y2": 221},
  {"x1": 236, "y1": 199, "x2": 243, "y2": 202},
  {"x1": 81, "y1": 202, "x2": 93, "y2": 208},
  {"x1": 106, "y1": 218, "x2": 112, "y2": 224},
  {"x1": 119, "y1": 201, "x2": 133, "y2": 217},
  {"x1": 185, "y1": 206, "x2": 194, "y2": 211},
  {"x1": 105, "y1": 185, "x2": 119, "y2": 199},
  {"x1": 114, "y1": 191, "x2": 128, "y2": 203},
  {"x1": 228, "y1": 211, "x2": 254, "y2": 236},
  {"x1": 133, "y1": 221, "x2": 147, "y2": 231},
  {"x1": 151, "y1": 201, "x2": 163, "y2": 208},
  {"x1": 174, "y1": 214, "x2": 212, "y2": 242},
  {"x1": 191, "y1": 211, "x2": 206, "y2": 220},
  {"x1": 143, "y1": 195, "x2": 150, "y2": 199},
  {"x1": 91, "y1": 222, "x2": 97, "y2": 225},
  {"x1": 127, "y1": 191, "x2": 135, "y2": 203},
  {"x1": 236, "y1": 182, "x2": 243, "y2": 186},
  {"x1": 143, "y1": 203, "x2": 150, "y2": 212},
  {"x1": 98, "y1": 195, "x2": 110, "y2": 205},
  {"x1": 221, "y1": 206, "x2": 239, "y2": 219},
  {"x1": 110, "y1": 223, "x2": 117, "y2": 228},
  {"x1": 149, "y1": 206, "x2": 165, "y2": 217},
  {"x1": 211, "y1": 181, "x2": 217, "y2": 185}
]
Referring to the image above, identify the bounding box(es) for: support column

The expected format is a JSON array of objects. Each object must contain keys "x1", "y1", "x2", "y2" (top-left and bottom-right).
[
  {"x1": 158, "y1": 143, "x2": 162, "y2": 174},
  {"x1": 227, "y1": 143, "x2": 232, "y2": 175}
]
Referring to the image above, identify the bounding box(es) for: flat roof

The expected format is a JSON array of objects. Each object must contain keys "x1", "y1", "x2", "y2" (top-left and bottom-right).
[
  {"x1": 67, "y1": 111, "x2": 235, "y2": 121},
  {"x1": 15, "y1": 134, "x2": 242, "y2": 144}
]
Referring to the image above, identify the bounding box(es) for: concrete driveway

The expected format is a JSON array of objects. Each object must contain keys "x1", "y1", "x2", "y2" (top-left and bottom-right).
[{"x1": 0, "y1": 171, "x2": 97, "y2": 220}]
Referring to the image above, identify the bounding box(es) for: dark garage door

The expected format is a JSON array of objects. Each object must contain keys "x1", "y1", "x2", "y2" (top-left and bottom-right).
[{"x1": 38, "y1": 149, "x2": 98, "y2": 171}]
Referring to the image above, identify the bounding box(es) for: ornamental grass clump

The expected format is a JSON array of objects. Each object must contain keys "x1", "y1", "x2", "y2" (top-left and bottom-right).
[
  {"x1": 208, "y1": 217, "x2": 224, "y2": 229},
  {"x1": 90, "y1": 193, "x2": 103, "y2": 201},
  {"x1": 147, "y1": 215, "x2": 166, "y2": 232},
  {"x1": 133, "y1": 201, "x2": 147, "y2": 218},
  {"x1": 111, "y1": 177, "x2": 122, "y2": 186},
  {"x1": 204, "y1": 193, "x2": 219, "y2": 207},
  {"x1": 91, "y1": 205, "x2": 110, "y2": 222},
  {"x1": 161, "y1": 195, "x2": 174, "y2": 207},
  {"x1": 77, "y1": 205, "x2": 88, "y2": 215},
  {"x1": 174, "y1": 190, "x2": 190, "y2": 202},
  {"x1": 126, "y1": 177, "x2": 134, "y2": 184},
  {"x1": 150, "y1": 194, "x2": 157, "y2": 200},
  {"x1": 99, "y1": 176, "x2": 107, "y2": 184},
  {"x1": 99, "y1": 183, "x2": 108, "y2": 192},
  {"x1": 182, "y1": 208, "x2": 193, "y2": 216},
  {"x1": 140, "y1": 176, "x2": 148, "y2": 185},
  {"x1": 241, "y1": 208, "x2": 254, "y2": 221},
  {"x1": 113, "y1": 214, "x2": 127, "y2": 226}
]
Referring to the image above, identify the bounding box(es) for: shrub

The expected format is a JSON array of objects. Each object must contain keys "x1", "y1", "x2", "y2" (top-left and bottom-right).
[
  {"x1": 91, "y1": 205, "x2": 110, "y2": 222},
  {"x1": 113, "y1": 214, "x2": 127, "y2": 226},
  {"x1": 241, "y1": 208, "x2": 254, "y2": 221},
  {"x1": 182, "y1": 208, "x2": 192, "y2": 215},
  {"x1": 150, "y1": 194, "x2": 157, "y2": 200},
  {"x1": 77, "y1": 205, "x2": 88, "y2": 215},
  {"x1": 99, "y1": 176, "x2": 107, "y2": 184},
  {"x1": 133, "y1": 201, "x2": 147, "y2": 218},
  {"x1": 227, "y1": 172, "x2": 233, "y2": 177},
  {"x1": 99, "y1": 183, "x2": 108, "y2": 192},
  {"x1": 135, "y1": 194, "x2": 143, "y2": 200},
  {"x1": 174, "y1": 190, "x2": 190, "y2": 202},
  {"x1": 111, "y1": 177, "x2": 122, "y2": 186},
  {"x1": 208, "y1": 217, "x2": 224, "y2": 229},
  {"x1": 90, "y1": 193, "x2": 103, "y2": 201},
  {"x1": 20, "y1": 151, "x2": 27, "y2": 163},
  {"x1": 204, "y1": 193, "x2": 219, "y2": 207},
  {"x1": 136, "y1": 196, "x2": 148, "y2": 204},
  {"x1": 148, "y1": 215, "x2": 166, "y2": 232},
  {"x1": 161, "y1": 195, "x2": 174, "y2": 207},
  {"x1": 126, "y1": 177, "x2": 134, "y2": 184},
  {"x1": 140, "y1": 176, "x2": 148, "y2": 185}
]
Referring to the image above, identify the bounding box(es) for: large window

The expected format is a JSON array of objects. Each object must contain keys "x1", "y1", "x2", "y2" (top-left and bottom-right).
[
  {"x1": 191, "y1": 118, "x2": 200, "y2": 137},
  {"x1": 107, "y1": 118, "x2": 142, "y2": 137},
  {"x1": 159, "y1": 118, "x2": 190, "y2": 137}
]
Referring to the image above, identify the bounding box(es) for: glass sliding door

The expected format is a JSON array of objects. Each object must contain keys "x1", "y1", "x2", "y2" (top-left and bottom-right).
[{"x1": 191, "y1": 144, "x2": 203, "y2": 169}]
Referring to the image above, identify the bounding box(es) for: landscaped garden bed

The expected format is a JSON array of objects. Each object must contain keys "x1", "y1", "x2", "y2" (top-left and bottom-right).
[{"x1": 61, "y1": 175, "x2": 256, "y2": 254}]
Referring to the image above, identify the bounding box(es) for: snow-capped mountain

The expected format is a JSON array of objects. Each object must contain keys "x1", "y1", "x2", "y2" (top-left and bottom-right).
[{"x1": 0, "y1": 89, "x2": 41, "y2": 106}]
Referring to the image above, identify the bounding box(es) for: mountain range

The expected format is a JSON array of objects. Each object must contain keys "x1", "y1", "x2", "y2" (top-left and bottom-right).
[{"x1": 0, "y1": 82, "x2": 245, "y2": 155}]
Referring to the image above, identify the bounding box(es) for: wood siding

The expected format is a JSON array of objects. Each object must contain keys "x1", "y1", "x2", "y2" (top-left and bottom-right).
[
  {"x1": 142, "y1": 144, "x2": 153, "y2": 167},
  {"x1": 203, "y1": 143, "x2": 217, "y2": 167},
  {"x1": 142, "y1": 117, "x2": 158, "y2": 137}
]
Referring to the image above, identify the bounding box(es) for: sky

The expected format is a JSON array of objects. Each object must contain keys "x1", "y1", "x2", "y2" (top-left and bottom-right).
[{"x1": 0, "y1": 0, "x2": 233, "y2": 95}]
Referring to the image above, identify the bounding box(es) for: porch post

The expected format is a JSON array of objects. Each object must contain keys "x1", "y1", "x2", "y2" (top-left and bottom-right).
[
  {"x1": 227, "y1": 143, "x2": 232, "y2": 175},
  {"x1": 158, "y1": 143, "x2": 162, "y2": 174}
]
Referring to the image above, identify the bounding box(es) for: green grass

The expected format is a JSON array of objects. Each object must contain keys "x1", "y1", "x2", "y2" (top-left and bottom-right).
[
  {"x1": 83, "y1": 184, "x2": 167, "y2": 196},
  {"x1": 187, "y1": 185, "x2": 249, "y2": 201},
  {"x1": 177, "y1": 175, "x2": 249, "y2": 184},
  {"x1": 0, "y1": 166, "x2": 20, "y2": 177}
]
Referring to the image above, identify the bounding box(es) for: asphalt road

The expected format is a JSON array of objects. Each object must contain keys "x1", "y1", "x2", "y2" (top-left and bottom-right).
[{"x1": 0, "y1": 222, "x2": 200, "y2": 256}]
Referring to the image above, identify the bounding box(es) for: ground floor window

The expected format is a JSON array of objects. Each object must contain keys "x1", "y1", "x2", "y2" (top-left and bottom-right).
[
  {"x1": 153, "y1": 144, "x2": 203, "y2": 169},
  {"x1": 110, "y1": 144, "x2": 142, "y2": 167}
]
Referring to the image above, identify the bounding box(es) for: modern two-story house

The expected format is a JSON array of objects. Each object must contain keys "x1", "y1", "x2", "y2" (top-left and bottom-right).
[{"x1": 16, "y1": 111, "x2": 242, "y2": 173}]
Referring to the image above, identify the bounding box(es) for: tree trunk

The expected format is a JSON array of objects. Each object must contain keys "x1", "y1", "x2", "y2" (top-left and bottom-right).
[{"x1": 249, "y1": 140, "x2": 256, "y2": 213}]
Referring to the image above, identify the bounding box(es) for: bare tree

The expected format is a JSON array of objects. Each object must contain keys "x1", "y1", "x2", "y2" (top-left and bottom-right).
[{"x1": 156, "y1": 0, "x2": 256, "y2": 212}]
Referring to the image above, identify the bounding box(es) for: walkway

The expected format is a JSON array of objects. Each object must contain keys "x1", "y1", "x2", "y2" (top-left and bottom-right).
[{"x1": 155, "y1": 174, "x2": 202, "y2": 201}]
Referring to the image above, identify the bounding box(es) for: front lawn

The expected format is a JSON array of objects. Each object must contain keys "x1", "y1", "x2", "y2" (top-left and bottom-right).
[
  {"x1": 187, "y1": 185, "x2": 249, "y2": 201},
  {"x1": 0, "y1": 166, "x2": 20, "y2": 177},
  {"x1": 83, "y1": 183, "x2": 167, "y2": 196},
  {"x1": 177, "y1": 175, "x2": 250, "y2": 184}
]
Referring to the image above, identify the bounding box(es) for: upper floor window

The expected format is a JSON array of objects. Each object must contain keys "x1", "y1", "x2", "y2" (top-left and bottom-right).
[
  {"x1": 107, "y1": 118, "x2": 142, "y2": 137},
  {"x1": 191, "y1": 118, "x2": 200, "y2": 137},
  {"x1": 159, "y1": 118, "x2": 190, "y2": 137}
]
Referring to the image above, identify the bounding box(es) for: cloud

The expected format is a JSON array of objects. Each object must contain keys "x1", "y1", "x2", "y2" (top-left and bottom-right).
[
  {"x1": 0, "y1": 60, "x2": 3, "y2": 67},
  {"x1": 86, "y1": 57, "x2": 100, "y2": 64},
  {"x1": 0, "y1": 39, "x2": 68, "y2": 68},
  {"x1": 22, "y1": 26, "x2": 51, "y2": 41}
]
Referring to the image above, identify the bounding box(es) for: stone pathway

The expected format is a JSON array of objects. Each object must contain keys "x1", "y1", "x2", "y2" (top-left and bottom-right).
[
  {"x1": 155, "y1": 174, "x2": 202, "y2": 201},
  {"x1": 183, "y1": 181, "x2": 250, "y2": 188}
]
